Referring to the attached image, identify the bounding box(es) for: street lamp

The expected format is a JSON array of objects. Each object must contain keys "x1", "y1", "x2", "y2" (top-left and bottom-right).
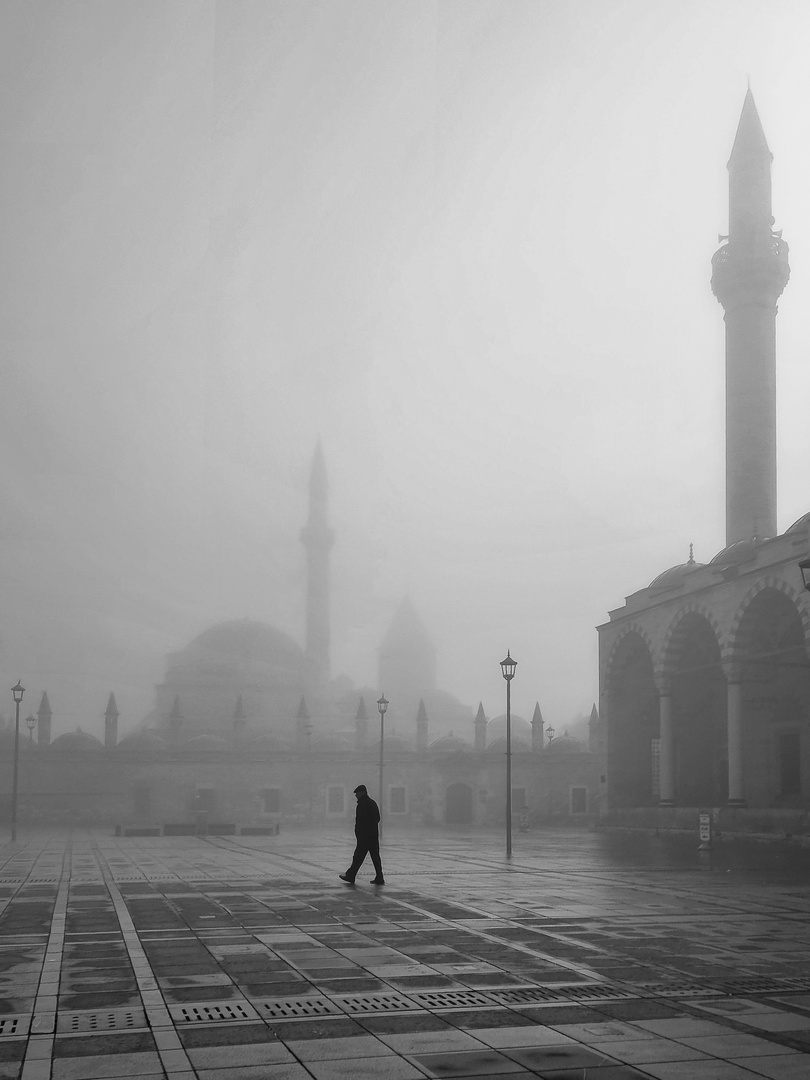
[
  {"x1": 10, "y1": 682, "x2": 24, "y2": 843},
  {"x1": 500, "y1": 652, "x2": 517, "y2": 858},
  {"x1": 377, "y1": 694, "x2": 388, "y2": 842},
  {"x1": 800, "y1": 557, "x2": 810, "y2": 592},
  {"x1": 546, "y1": 725, "x2": 555, "y2": 744},
  {"x1": 25, "y1": 716, "x2": 35, "y2": 742}
]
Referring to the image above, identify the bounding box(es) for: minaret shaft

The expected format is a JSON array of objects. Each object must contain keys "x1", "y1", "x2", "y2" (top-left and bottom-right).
[{"x1": 711, "y1": 90, "x2": 789, "y2": 546}]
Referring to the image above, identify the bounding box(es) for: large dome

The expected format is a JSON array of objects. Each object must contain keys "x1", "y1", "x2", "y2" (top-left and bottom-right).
[{"x1": 154, "y1": 619, "x2": 307, "y2": 735}]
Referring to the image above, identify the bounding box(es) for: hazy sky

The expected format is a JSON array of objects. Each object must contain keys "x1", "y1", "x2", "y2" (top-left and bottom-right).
[{"x1": 3, "y1": 0, "x2": 810, "y2": 737}]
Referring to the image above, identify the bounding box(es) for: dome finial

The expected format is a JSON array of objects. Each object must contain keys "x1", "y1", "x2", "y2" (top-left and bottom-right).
[{"x1": 688, "y1": 542, "x2": 694, "y2": 564}]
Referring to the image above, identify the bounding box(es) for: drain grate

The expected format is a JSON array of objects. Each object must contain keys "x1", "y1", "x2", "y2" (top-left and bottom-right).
[
  {"x1": 561, "y1": 983, "x2": 636, "y2": 1002},
  {"x1": 170, "y1": 1002, "x2": 258, "y2": 1024},
  {"x1": 635, "y1": 982, "x2": 721, "y2": 998},
  {"x1": 254, "y1": 996, "x2": 342, "y2": 1019},
  {"x1": 407, "y1": 990, "x2": 492, "y2": 1009},
  {"x1": 57, "y1": 1008, "x2": 147, "y2": 1033},
  {"x1": 0, "y1": 1015, "x2": 30, "y2": 1038},
  {"x1": 332, "y1": 992, "x2": 416, "y2": 1014},
  {"x1": 488, "y1": 986, "x2": 572, "y2": 1005}
]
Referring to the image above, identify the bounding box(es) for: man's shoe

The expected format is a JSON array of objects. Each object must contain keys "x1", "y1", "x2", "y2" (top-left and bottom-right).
[
  {"x1": 370, "y1": 878, "x2": 385, "y2": 885},
  {"x1": 339, "y1": 873, "x2": 355, "y2": 884}
]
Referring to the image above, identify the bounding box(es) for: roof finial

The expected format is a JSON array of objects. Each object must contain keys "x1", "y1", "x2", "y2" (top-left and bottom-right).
[{"x1": 688, "y1": 542, "x2": 694, "y2": 564}]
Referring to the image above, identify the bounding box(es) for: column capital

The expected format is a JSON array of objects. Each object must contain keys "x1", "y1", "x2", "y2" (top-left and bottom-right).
[
  {"x1": 722, "y1": 659, "x2": 744, "y2": 684},
  {"x1": 654, "y1": 672, "x2": 671, "y2": 696}
]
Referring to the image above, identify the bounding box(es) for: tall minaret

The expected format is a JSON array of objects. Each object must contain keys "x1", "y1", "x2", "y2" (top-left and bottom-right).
[
  {"x1": 300, "y1": 441, "x2": 334, "y2": 686},
  {"x1": 711, "y1": 90, "x2": 790, "y2": 546}
]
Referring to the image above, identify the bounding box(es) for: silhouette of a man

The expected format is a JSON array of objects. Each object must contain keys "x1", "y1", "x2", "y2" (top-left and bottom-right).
[{"x1": 339, "y1": 784, "x2": 385, "y2": 885}]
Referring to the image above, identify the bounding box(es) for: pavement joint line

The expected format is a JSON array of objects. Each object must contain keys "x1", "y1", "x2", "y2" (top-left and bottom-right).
[{"x1": 91, "y1": 839, "x2": 196, "y2": 1073}]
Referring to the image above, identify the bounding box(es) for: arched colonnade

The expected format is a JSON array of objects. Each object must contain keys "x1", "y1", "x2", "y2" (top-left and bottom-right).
[{"x1": 605, "y1": 581, "x2": 810, "y2": 808}]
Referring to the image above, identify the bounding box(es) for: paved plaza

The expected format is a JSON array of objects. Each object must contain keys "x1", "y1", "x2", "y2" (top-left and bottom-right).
[{"x1": 3, "y1": 828, "x2": 810, "y2": 1078}]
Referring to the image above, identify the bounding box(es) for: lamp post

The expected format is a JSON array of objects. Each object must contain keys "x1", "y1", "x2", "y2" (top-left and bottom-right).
[
  {"x1": 500, "y1": 653, "x2": 517, "y2": 858},
  {"x1": 800, "y1": 557, "x2": 810, "y2": 592},
  {"x1": 25, "y1": 716, "x2": 35, "y2": 742},
  {"x1": 10, "y1": 682, "x2": 24, "y2": 843},
  {"x1": 546, "y1": 725, "x2": 555, "y2": 744},
  {"x1": 377, "y1": 694, "x2": 388, "y2": 842}
]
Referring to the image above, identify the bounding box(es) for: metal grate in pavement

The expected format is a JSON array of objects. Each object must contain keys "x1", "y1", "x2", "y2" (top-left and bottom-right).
[
  {"x1": 783, "y1": 977, "x2": 810, "y2": 993},
  {"x1": 170, "y1": 1001, "x2": 259, "y2": 1024},
  {"x1": 488, "y1": 983, "x2": 635, "y2": 1006},
  {"x1": 634, "y1": 981, "x2": 722, "y2": 998},
  {"x1": 253, "y1": 996, "x2": 342, "y2": 1019},
  {"x1": 0, "y1": 1015, "x2": 31, "y2": 1038},
  {"x1": 332, "y1": 992, "x2": 417, "y2": 1014},
  {"x1": 407, "y1": 990, "x2": 492, "y2": 1009},
  {"x1": 57, "y1": 1008, "x2": 148, "y2": 1033}
]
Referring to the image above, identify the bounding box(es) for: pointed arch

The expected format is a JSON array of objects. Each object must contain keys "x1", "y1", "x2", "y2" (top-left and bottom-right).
[
  {"x1": 605, "y1": 629, "x2": 658, "y2": 808},
  {"x1": 661, "y1": 602, "x2": 725, "y2": 678}
]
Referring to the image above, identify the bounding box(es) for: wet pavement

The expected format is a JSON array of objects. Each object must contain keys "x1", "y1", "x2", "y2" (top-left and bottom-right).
[{"x1": 2, "y1": 826, "x2": 810, "y2": 1078}]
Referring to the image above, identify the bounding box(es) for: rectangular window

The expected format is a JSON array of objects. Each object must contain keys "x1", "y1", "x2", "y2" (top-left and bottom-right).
[
  {"x1": 327, "y1": 786, "x2": 345, "y2": 814},
  {"x1": 390, "y1": 787, "x2": 407, "y2": 813},
  {"x1": 571, "y1": 787, "x2": 588, "y2": 814},
  {"x1": 779, "y1": 732, "x2": 801, "y2": 796},
  {"x1": 511, "y1": 787, "x2": 527, "y2": 811},
  {"x1": 262, "y1": 788, "x2": 281, "y2": 814}
]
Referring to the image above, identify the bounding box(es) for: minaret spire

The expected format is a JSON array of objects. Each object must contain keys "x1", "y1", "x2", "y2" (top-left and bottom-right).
[
  {"x1": 300, "y1": 440, "x2": 334, "y2": 686},
  {"x1": 711, "y1": 90, "x2": 789, "y2": 546}
]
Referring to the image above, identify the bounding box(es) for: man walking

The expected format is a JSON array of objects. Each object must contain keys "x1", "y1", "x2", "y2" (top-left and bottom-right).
[{"x1": 339, "y1": 784, "x2": 385, "y2": 885}]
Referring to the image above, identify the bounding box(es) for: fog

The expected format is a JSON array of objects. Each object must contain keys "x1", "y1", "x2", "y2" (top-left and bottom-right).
[{"x1": 3, "y1": 0, "x2": 810, "y2": 737}]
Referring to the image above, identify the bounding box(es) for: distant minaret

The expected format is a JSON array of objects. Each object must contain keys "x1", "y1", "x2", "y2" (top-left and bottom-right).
[
  {"x1": 104, "y1": 692, "x2": 119, "y2": 749},
  {"x1": 711, "y1": 90, "x2": 789, "y2": 546},
  {"x1": 300, "y1": 441, "x2": 334, "y2": 687}
]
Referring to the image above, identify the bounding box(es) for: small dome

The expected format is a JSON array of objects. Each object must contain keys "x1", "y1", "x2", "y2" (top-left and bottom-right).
[
  {"x1": 312, "y1": 731, "x2": 354, "y2": 751},
  {"x1": 371, "y1": 734, "x2": 413, "y2": 752},
  {"x1": 786, "y1": 511, "x2": 810, "y2": 534},
  {"x1": 487, "y1": 714, "x2": 531, "y2": 745},
  {"x1": 115, "y1": 731, "x2": 168, "y2": 756},
  {"x1": 710, "y1": 536, "x2": 767, "y2": 566},
  {"x1": 182, "y1": 734, "x2": 231, "y2": 754},
  {"x1": 429, "y1": 733, "x2": 471, "y2": 753},
  {"x1": 546, "y1": 734, "x2": 586, "y2": 754},
  {"x1": 487, "y1": 735, "x2": 531, "y2": 754},
  {"x1": 50, "y1": 729, "x2": 104, "y2": 753},
  {"x1": 649, "y1": 561, "x2": 705, "y2": 588}
]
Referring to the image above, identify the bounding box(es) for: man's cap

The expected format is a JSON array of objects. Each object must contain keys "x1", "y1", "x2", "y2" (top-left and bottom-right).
[{"x1": 353, "y1": 785, "x2": 367, "y2": 794}]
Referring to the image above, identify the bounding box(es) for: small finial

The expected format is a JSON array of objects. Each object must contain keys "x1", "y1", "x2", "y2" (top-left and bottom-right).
[{"x1": 688, "y1": 543, "x2": 694, "y2": 564}]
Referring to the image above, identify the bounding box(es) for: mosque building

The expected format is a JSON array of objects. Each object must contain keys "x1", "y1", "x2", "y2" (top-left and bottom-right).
[
  {"x1": 4, "y1": 446, "x2": 603, "y2": 831},
  {"x1": 598, "y1": 91, "x2": 810, "y2": 832}
]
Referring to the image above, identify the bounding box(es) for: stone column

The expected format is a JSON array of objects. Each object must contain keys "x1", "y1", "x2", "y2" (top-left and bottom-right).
[
  {"x1": 726, "y1": 671, "x2": 746, "y2": 806},
  {"x1": 657, "y1": 681, "x2": 675, "y2": 806}
]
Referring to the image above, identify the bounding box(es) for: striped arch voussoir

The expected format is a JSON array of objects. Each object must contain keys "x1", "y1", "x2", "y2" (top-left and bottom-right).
[
  {"x1": 660, "y1": 601, "x2": 724, "y2": 676},
  {"x1": 727, "y1": 575, "x2": 810, "y2": 657},
  {"x1": 604, "y1": 622, "x2": 656, "y2": 693}
]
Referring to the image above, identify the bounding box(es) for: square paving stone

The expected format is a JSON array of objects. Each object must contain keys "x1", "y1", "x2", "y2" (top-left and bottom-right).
[
  {"x1": 303, "y1": 1058, "x2": 427, "y2": 1080},
  {"x1": 381, "y1": 1031, "x2": 488, "y2": 1054},
  {"x1": 264, "y1": 1018, "x2": 368, "y2": 1041},
  {"x1": 592, "y1": 1038, "x2": 717, "y2": 1064},
  {"x1": 53, "y1": 1033, "x2": 156, "y2": 1056},
  {"x1": 359, "y1": 1014, "x2": 454, "y2": 1035},
  {"x1": 728, "y1": 1053, "x2": 810, "y2": 1078},
  {"x1": 596, "y1": 1000, "x2": 684, "y2": 1021},
  {"x1": 178, "y1": 1023, "x2": 279, "y2": 1047},
  {"x1": 195, "y1": 1065, "x2": 313, "y2": 1080},
  {"x1": 51, "y1": 1052, "x2": 162, "y2": 1079},
  {"x1": 187, "y1": 1043, "x2": 296, "y2": 1068},
  {"x1": 284, "y1": 1036, "x2": 394, "y2": 1060},
  {"x1": 443, "y1": 1009, "x2": 537, "y2": 1030},
  {"x1": 680, "y1": 1032, "x2": 797, "y2": 1057},
  {"x1": 410, "y1": 1049, "x2": 526, "y2": 1076},
  {"x1": 503, "y1": 1044, "x2": 623, "y2": 1070}
]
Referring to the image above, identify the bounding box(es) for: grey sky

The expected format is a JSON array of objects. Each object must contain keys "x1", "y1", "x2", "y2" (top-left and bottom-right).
[{"x1": 3, "y1": 1, "x2": 810, "y2": 736}]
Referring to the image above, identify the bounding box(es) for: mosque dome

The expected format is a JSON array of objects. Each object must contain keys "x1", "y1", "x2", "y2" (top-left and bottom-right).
[
  {"x1": 649, "y1": 548, "x2": 705, "y2": 588},
  {"x1": 49, "y1": 729, "x2": 104, "y2": 753},
  {"x1": 312, "y1": 731, "x2": 354, "y2": 751},
  {"x1": 183, "y1": 734, "x2": 231, "y2": 754},
  {"x1": 154, "y1": 619, "x2": 307, "y2": 733},
  {"x1": 429, "y1": 732, "x2": 471, "y2": 753},
  {"x1": 115, "y1": 731, "x2": 168, "y2": 756},
  {"x1": 487, "y1": 735, "x2": 531, "y2": 754},
  {"x1": 710, "y1": 536, "x2": 768, "y2": 566},
  {"x1": 546, "y1": 734, "x2": 586, "y2": 754},
  {"x1": 487, "y1": 714, "x2": 531, "y2": 745},
  {"x1": 249, "y1": 733, "x2": 291, "y2": 753},
  {"x1": 786, "y1": 511, "x2": 810, "y2": 534}
]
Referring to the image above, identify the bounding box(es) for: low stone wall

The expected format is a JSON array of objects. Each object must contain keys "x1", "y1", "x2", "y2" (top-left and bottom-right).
[{"x1": 602, "y1": 806, "x2": 810, "y2": 842}]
